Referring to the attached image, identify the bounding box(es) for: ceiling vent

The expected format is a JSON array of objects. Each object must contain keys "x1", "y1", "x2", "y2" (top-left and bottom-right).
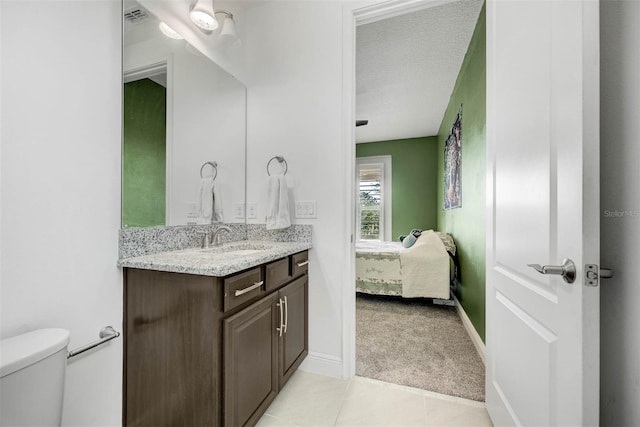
[{"x1": 123, "y1": 7, "x2": 151, "y2": 25}]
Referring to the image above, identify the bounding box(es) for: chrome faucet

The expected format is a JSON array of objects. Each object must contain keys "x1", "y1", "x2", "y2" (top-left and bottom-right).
[{"x1": 211, "y1": 226, "x2": 232, "y2": 246}]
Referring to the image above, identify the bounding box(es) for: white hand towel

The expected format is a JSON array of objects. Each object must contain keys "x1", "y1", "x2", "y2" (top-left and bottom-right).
[
  {"x1": 197, "y1": 177, "x2": 215, "y2": 224},
  {"x1": 212, "y1": 183, "x2": 224, "y2": 222},
  {"x1": 266, "y1": 174, "x2": 291, "y2": 230}
]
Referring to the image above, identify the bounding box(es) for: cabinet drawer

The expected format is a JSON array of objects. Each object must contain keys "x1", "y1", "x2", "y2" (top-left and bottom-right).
[
  {"x1": 291, "y1": 251, "x2": 309, "y2": 278},
  {"x1": 265, "y1": 258, "x2": 291, "y2": 292},
  {"x1": 224, "y1": 267, "x2": 264, "y2": 312}
]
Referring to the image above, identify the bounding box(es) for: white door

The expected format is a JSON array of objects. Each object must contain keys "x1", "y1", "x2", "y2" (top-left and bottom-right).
[{"x1": 485, "y1": 1, "x2": 600, "y2": 425}]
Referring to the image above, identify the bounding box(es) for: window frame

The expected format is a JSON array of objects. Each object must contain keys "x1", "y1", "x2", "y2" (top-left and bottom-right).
[{"x1": 355, "y1": 155, "x2": 392, "y2": 241}]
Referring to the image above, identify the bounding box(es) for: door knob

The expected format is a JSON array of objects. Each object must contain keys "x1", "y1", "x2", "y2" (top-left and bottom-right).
[{"x1": 527, "y1": 258, "x2": 576, "y2": 284}]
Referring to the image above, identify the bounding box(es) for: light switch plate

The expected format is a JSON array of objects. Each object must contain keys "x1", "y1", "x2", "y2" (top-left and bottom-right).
[{"x1": 295, "y1": 200, "x2": 317, "y2": 218}]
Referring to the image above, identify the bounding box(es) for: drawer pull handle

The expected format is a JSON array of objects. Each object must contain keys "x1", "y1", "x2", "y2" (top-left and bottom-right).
[
  {"x1": 234, "y1": 281, "x2": 264, "y2": 297},
  {"x1": 296, "y1": 260, "x2": 310, "y2": 267}
]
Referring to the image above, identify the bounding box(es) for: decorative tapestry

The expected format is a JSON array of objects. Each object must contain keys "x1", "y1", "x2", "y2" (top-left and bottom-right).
[{"x1": 444, "y1": 105, "x2": 462, "y2": 210}]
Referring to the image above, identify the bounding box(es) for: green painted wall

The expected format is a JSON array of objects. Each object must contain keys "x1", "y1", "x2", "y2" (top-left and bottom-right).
[
  {"x1": 356, "y1": 137, "x2": 438, "y2": 239},
  {"x1": 123, "y1": 79, "x2": 166, "y2": 228},
  {"x1": 437, "y1": 5, "x2": 486, "y2": 341}
]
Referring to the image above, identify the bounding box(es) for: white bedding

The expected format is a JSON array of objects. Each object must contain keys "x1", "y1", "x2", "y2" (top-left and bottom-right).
[
  {"x1": 355, "y1": 231, "x2": 454, "y2": 299},
  {"x1": 399, "y1": 231, "x2": 449, "y2": 299}
]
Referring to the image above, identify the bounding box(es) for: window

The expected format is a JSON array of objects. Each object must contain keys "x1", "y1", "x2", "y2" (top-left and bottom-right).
[{"x1": 356, "y1": 156, "x2": 392, "y2": 241}]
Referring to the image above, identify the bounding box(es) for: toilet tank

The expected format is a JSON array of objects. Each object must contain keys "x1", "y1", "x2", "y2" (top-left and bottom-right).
[{"x1": 0, "y1": 328, "x2": 71, "y2": 427}]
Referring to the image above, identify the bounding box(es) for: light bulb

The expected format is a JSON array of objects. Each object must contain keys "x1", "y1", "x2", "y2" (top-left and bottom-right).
[{"x1": 190, "y1": 0, "x2": 218, "y2": 31}]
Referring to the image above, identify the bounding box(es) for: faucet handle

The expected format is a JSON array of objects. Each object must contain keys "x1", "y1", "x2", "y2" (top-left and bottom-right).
[{"x1": 201, "y1": 230, "x2": 212, "y2": 248}]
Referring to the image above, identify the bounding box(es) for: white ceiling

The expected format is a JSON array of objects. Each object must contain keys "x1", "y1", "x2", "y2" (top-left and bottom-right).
[
  {"x1": 123, "y1": 0, "x2": 159, "y2": 47},
  {"x1": 355, "y1": 0, "x2": 483, "y2": 143}
]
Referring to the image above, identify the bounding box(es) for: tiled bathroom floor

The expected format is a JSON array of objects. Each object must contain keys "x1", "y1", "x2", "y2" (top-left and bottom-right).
[{"x1": 257, "y1": 370, "x2": 493, "y2": 426}]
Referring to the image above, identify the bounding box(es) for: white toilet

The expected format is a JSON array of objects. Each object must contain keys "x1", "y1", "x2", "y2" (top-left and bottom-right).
[{"x1": 0, "y1": 328, "x2": 71, "y2": 427}]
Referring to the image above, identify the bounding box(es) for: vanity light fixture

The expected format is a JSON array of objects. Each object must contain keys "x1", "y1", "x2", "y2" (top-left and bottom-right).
[
  {"x1": 190, "y1": 0, "x2": 218, "y2": 31},
  {"x1": 217, "y1": 11, "x2": 241, "y2": 47},
  {"x1": 159, "y1": 22, "x2": 183, "y2": 40}
]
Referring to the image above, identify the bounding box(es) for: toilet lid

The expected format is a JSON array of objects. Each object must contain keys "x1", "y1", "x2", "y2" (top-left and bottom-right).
[{"x1": 0, "y1": 328, "x2": 70, "y2": 377}]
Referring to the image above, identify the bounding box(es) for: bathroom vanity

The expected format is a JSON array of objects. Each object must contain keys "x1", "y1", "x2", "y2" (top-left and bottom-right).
[
  {"x1": 120, "y1": 2, "x2": 310, "y2": 424},
  {"x1": 121, "y1": 244, "x2": 310, "y2": 427}
]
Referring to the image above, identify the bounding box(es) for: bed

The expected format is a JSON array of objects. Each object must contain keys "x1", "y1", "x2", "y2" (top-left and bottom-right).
[{"x1": 355, "y1": 230, "x2": 457, "y2": 299}]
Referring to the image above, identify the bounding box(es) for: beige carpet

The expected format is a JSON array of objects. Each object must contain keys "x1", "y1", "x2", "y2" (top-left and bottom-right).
[{"x1": 356, "y1": 293, "x2": 485, "y2": 401}]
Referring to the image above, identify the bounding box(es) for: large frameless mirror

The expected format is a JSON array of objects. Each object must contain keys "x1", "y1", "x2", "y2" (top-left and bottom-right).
[{"x1": 122, "y1": 0, "x2": 246, "y2": 228}]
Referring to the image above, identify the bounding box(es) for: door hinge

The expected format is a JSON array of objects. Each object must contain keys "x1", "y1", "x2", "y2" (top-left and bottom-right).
[{"x1": 584, "y1": 264, "x2": 614, "y2": 287}]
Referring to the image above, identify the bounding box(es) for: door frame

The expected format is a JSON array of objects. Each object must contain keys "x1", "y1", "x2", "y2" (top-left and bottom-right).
[
  {"x1": 341, "y1": 0, "x2": 465, "y2": 379},
  {"x1": 123, "y1": 56, "x2": 174, "y2": 226}
]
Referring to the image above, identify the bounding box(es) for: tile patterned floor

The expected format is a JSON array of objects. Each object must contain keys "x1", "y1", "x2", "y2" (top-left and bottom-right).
[{"x1": 257, "y1": 370, "x2": 493, "y2": 427}]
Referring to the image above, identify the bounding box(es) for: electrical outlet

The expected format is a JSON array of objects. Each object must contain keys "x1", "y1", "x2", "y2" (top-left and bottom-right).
[
  {"x1": 235, "y1": 203, "x2": 245, "y2": 219},
  {"x1": 247, "y1": 203, "x2": 258, "y2": 219}
]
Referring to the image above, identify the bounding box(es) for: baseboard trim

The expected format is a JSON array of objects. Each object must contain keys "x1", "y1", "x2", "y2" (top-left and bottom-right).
[
  {"x1": 299, "y1": 351, "x2": 344, "y2": 378},
  {"x1": 453, "y1": 294, "x2": 485, "y2": 365}
]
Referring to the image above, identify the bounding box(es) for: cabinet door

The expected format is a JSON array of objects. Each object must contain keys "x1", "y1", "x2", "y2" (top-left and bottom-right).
[
  {"x1": 223, "y1": 293, "x2": 278, "y2": 427},
  {"x1": 124, "y1": 269, "x2": 219, "y2": 427},
  {"x1": 278, "y1": 276, "x2": 308, "y2": 389}
]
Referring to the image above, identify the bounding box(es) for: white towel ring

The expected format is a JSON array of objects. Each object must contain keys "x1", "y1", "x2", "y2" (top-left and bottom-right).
[
  {"x1": 267, "y1": 156, "x2": 288, "y2": 176},
  {"x1": 200, "y1": 161, "x2": 218, "y2": 180}
]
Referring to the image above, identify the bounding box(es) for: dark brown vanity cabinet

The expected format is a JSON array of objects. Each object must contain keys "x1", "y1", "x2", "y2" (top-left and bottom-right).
[
  {"x1": 123, "y1": 251, "x2": 309, "y2": 427},
  {"x1": 223, "y1": 270, "x2": 309, "y2": 427}
]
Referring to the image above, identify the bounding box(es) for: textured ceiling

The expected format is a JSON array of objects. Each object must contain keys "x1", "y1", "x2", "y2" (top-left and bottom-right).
[{"x1": 356, "y1": 0, "x2": 483, "y2": 143}]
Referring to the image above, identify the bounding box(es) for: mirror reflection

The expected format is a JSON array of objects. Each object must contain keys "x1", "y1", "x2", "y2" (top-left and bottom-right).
[{"x1": 122, "y1": 0, "x2": 246, "y2": 228}]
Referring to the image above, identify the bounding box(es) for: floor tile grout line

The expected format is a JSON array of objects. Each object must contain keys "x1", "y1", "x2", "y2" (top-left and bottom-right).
[
  {"x1": 423, "y1": 394, "x2": 429, "y2": 426},
  {"x1": 331, "y1": 377, "x2": 354, "y2": 426}
]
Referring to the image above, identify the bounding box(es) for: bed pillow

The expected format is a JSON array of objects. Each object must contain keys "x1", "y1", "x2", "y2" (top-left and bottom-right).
[{"x1": 400, "y1": 229, "x2": 422, "y2": 248}]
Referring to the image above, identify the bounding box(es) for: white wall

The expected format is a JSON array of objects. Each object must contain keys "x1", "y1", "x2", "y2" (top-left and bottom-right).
[
  {"x1": 0, "y1": 1, "x2": 123, "y2": 425},
  {"x1": 244, "y1": 1, "x2": 348, "y2": 375},
  {"x1": 600, "y1": 1, "x2": 640, "y2": 425}
]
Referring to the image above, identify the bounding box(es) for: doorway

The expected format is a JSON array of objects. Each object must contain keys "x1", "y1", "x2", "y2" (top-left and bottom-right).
[
  {"x1": 123, "y1": 66, "x2": 168, "y2": 228},
  {"x1": 348, "y1": 0, "x2": 486, "y2": 402}
]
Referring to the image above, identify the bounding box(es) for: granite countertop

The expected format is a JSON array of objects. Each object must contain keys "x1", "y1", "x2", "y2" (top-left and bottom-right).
[{"x1": 118, "y1": 240, "x2": 312, "y2": 277}]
